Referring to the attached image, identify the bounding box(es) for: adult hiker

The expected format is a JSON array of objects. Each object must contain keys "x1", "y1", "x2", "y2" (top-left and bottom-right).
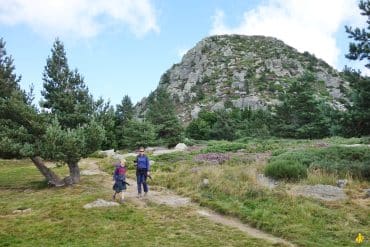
[
  {"x1": 112, "y1": 159, "x2": 127, "y2": 203},
  {"x1": 134, "y1": 146, "x2": 150, "y2": 197}
]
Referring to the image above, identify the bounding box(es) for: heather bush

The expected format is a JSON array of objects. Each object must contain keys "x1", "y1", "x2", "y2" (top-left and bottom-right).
[{"x1": 265, "y1": 159, "x2": 307, "y2": 181}]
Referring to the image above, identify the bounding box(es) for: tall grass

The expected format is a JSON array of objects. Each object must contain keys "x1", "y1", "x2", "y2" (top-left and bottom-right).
[
  {"x1": 153, "y1": 160, "x2": 369, "y2": 247},
  {"x1": 0, "y1": 159, "x2": 276, "y2": 247}
]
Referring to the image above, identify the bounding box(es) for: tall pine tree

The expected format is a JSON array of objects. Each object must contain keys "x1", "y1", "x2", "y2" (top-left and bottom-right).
[
  {"x1": 343, "y1": 1, "x2": 370, "y2": 136},
  {"x1": 146, "y1": 87, "x2": 183, "y2": 147},
  {"x1": 41, "y1": 38, "x2": 93, "y2": 129},
  {"x1": 0, "y1": 38, "x2": 67, "y2": 186},
  {"x1": 40, "y1": 39, "x2": 102, "y2": 184}
]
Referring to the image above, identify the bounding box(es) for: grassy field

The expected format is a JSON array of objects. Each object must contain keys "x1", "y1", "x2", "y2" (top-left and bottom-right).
[
  {"x1": 1, "y1": 137, "x2": 369, "y2": 246},
  {"x1": 0, "y1": 159, "x2": 277, "y2": 247},
  {"x1": 148, "y1": 138, "x2": 370, "y2": 247}
]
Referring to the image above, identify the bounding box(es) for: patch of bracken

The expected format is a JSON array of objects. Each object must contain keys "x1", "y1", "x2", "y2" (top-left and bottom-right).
[{"x1": 194, "y1": 153, "x2": 230, "y2": 164}]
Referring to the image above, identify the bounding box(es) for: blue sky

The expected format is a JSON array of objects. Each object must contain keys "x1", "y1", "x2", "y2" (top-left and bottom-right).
[{"x1": 0, "y1": 0, "x2": 367, "y2": 106}]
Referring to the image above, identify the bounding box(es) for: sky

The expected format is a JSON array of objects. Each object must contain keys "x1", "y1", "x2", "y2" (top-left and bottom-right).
[{"x1": 0, "y1": 0, "x2": 368, "y2": 107}]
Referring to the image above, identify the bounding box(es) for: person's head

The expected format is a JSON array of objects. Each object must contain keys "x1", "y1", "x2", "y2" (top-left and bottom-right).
[
  {"x1": 138, "y1": 147, "x2": 145, "y2": 155},
  {"x1": 120, "y1": 159, "x2": 126, "y2": 166}
]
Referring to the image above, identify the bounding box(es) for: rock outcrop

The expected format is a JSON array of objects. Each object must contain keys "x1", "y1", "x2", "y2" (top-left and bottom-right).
[{"x1": 136, "y1": 34, "x2": 349, "y2": 124}]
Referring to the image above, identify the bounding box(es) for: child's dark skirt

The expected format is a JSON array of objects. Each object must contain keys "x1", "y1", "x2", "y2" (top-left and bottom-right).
[{"x1": 113, "y1": 180, "x2": 126, "y2": 193}]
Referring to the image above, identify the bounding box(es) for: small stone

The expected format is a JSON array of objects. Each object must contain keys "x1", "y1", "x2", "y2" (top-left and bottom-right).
[
  {"x1": 202, "y1": 179, "x2": 209, "y2": 186},
  {"x1": 336, "y1": 179, "x2": 348, "y2": 188},
  {"x1": 83, "y1": 199, "x2": 120, "y2": 209},
  {"x1": 13, "y1": 208, "x2": 32, "y2": 214},
  {"x1": 363, "y1": 189, "x2": 370, "y2": 198}
]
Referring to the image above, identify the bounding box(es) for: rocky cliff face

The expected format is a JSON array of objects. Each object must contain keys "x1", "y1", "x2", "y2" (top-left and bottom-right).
[{"x1": 136, "y1": 34, "x2": 349, "y2": 124}]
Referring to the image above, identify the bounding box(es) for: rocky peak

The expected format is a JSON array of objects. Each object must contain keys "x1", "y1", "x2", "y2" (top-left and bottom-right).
[{"x1": 136, "y1": 34, "x2": 349, "y2": 124}]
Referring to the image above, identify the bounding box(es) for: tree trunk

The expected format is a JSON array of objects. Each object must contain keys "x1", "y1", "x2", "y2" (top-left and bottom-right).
[
  {"x1": 67, "y1": 161, "x2": 80, "y2": 184},
  {"x1": 30, "y1": 156, "x2": 65, "y2": 187}
]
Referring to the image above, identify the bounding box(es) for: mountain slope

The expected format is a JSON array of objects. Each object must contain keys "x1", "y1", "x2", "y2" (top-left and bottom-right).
[{"x1": 136, "y1": 34, "x2": 349, "y2": 124}]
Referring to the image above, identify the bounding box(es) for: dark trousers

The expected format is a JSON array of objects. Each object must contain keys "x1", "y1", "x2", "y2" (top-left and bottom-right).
[{"x1": 136, "y1": 170, "x2": 148, "y2": 194}]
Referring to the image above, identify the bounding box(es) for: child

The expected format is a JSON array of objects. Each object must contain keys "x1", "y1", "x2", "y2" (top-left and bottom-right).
[{"x1": 112, "y1": 159, "x2": 127, "y2": 203}]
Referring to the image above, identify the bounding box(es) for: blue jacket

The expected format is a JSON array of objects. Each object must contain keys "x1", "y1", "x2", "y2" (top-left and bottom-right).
[{"x1": 136, "y1": 155, "x2": 150, "y2": 170}]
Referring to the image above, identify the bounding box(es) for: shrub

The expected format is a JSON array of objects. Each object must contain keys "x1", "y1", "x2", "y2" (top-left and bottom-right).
[
  {"x1": 265, "y1": 159, "x2": 307, "y2": 181},
  {"x1": 268, "y1": 146, "x2": 370, "y2": 180},
  {"x1": 88, "y1": 151, "x2": 107, "y2": 158},
  {"x1": 201, "y1": 142, "x2": 246, "y2": 153}
]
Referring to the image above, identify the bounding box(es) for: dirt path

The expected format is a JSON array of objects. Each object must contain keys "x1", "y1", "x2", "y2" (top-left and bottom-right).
[{"x1": 80, "y1": 159, "x2": 295, "y2": 247}]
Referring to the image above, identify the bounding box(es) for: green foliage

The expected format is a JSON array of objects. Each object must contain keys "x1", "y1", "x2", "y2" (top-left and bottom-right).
[
  {"x1": 0, "y1": 159, "x2": 271, "y2": 247},
  {"x1": 154, "y1": 157, "x2": 369, "y2": 247},
  {"x1": 265, "y1": 160, "x2": 307, "y2": 180},
  {"x1": 146, "y1": 88, "x2": 183, "y2": 147},
  {"x1": 201, "y1": 141, "x2": 246, "y2": 153},
  {"x1": 93, "y1": 98, "x2": 116, "y2": 149},
  {"x1": 41, "y1": 118, "x2": 105, "y2": 164},
  {"x1": 41, "y1": 38, "x2": 93, "y2": 129},
  {"x1": 273, "y1": 78, "x2": 332, "y2": 138},
  {"x1": 269, "y1": 146, "x2": 370, "y2": 180},
  {"x1": 0, "y1": 38, "x2": 44, "y2": 159},
  {"x1": 345, "y1": 0, "x2": 370, "y2": 68},
  {"x1": 0, "y1": 38, "x2": 23, "y2": 100},
  {"x1": 115, "y1": 95, "x2": 133, "y2": 125},
  {"x1": 186, "y1": 108, "x2": 272, "y2": 141},
  {"x1": 340, "y1": 68, "x2": 370, "y2": 136},
  {"x1": 186, "y1": 118, "x2": 210, "y2": 140},
  {"x1": 121, "y1": 120, "x2": 156, "y2": 148}
]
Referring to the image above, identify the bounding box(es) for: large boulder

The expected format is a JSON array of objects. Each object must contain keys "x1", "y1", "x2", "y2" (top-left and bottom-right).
[{"x1": 175, "y1": 143, "x2": 188, "y2": 151}]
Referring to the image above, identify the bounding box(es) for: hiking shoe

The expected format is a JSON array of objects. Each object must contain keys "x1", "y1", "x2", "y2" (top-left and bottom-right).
[
  {"x1": 144, "y1": 192, "x2": 148, "y2": 197},
  {"x1": 137, "y1": 193, "x2": 142, "y2": 198},
  {"x1": 112, "y1": 195, "x2": 116, "y2": 201}
]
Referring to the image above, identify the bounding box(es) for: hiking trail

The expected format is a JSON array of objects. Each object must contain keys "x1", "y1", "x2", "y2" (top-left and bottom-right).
[{"x1": 80, "y1": 159, "x2": 295, "y2": 247}]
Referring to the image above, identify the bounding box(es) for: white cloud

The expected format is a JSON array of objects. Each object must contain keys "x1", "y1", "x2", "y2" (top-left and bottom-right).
[
  {"x1": 210, "y1": 0, "x2": 364, "y2": 70},
  {"x1": 0, "y1": 0, "x2": 159, "y2": 39}
]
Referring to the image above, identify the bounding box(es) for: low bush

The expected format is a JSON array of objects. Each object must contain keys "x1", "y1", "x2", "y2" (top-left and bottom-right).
[
  {"x1": 265, "y1": 159, "x2": 307, "y2": 181},
  {"x1": 88, "y1": 151, "x2": 107, "y2": 158},
  {"x1": 267, "y1": 146, "x2": 370, "y2": 180},
  {"x1": 201, "y1": 141, "x2": 246, "y2": 153}
]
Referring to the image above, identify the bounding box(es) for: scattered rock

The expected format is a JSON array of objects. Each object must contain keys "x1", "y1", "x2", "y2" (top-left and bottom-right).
[
  {"x1": 100, "y1": 149, "x2": 115, "y2": 156},
  {"x1": 80, "y1": 170, "x2": 102, "y2": 176},
  {"x1": 202, "y1": 179, "x2": 209, "y2": 186},
  {"x1": 291, "y1": 185, "x2": 347, "y2": 201},
  {"x1": 336, "y1": 179, "x2": 348, "y2": 188},
  {"x1": 256, "y1": 174, "x2": 278, "y2": 189},
  {"x1": 175, "y1": 143, "x2": 187, "y2": 151},
  {"x1": 364, "y1": 189, "x2": 370, "y2": 199},
  {"x1": 153, "y1": 149, "x2": 178, "y2": 156},
  {"x1": 13, "y1": 208, "x2": 32, "y2": 214},
  {"x1": 83, "y1": 199, "x2": 120, "y2": 209}
]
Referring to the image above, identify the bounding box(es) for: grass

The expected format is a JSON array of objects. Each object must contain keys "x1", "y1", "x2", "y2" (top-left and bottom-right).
[
  {"x1": 268, "y1": 146, "x2": 370, "y2": 180},
  {"x1": 0, "y1": 159, "x2": 276, "y2": 247},
  {"x1": 151, "y1": 148, "x2": 370, "y2": 247}
]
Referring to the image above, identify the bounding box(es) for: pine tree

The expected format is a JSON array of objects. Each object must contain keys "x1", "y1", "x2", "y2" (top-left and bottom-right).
[
  {"x1": 40, "y1": 39, "x2": 101, "y2": 183},
  {"x1": 115, "y1": 95, "x2": 134, "y2": 148},
  {"x1": 116, "y1": 95, "x2": 134, "y2": 125},
  {"x1": 343, "y1": 1, "x2": 370, "y2": 136},
  {"x1": 41, "y1": 38, "x2": 93, "y2": 129},
  {"x1": 0, "y1": 38, "x2": 65, "y2": 186},
  {"x1": 146, "y1": 87, "x2": 183, "y2": 147},
  {"x1": 345, "y1": 0, "x2": 370, "y2": 68},
  {"x1": 94, "y1": 98, "x2": 116, "y2": 149},
  {"x1": 273, "y1": 79, "x2": 330, "y2": 138}
]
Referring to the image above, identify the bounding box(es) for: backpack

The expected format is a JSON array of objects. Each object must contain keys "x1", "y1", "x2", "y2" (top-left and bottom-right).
[{"x1": 114, "y1": 166, "x2": 126, "y2": 181}]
